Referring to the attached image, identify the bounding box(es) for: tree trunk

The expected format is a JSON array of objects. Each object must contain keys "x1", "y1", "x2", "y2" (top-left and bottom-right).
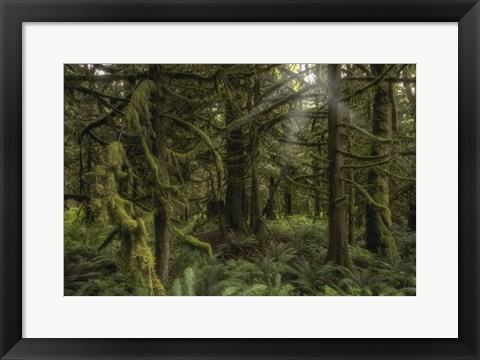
[
  {"x1": 264, "y1": 176, "x2": 276, "y2": 220},
  {"x1": 312, "y1": 141, "x2": 324, "y2": 222},
  {"x1": 284, "y1": 185, "x2": 292, "y2": 216},
  {"x1": 365, "y1": 64, "x2": 398, "y2": 263},
  {"x1": 154, "y1": 208, "x2": 169, "y2": 284},
  {"x1": 325, "y1": 64, "x2": 351, "y2": 268},
  {"x1": 225, "y1": 99, "x2": 249, "y2": 234},
  {"x1": 346, "y1": 115, "x2": 355, "y2": 245},
  {"x1": 249, "y1": 126, "x2": 266, "y2": 246},
  {"x1": 313, "y1": 66, "x2": 324, "y2": 222},
  {"x1": 150, "y1": 65, "x2": 172, "y2": 284},
  {"x1": 347, "y1": 174, "x2": 355, "y2": 246}
]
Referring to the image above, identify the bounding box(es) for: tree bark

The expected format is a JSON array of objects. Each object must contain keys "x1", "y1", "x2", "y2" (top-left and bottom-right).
[
  {"x1": 325, "y1": 64, "x2": 351, "y2": 268},
  {"x1": 154, "y1": 208, "x2": 169, "y2": 284},
  {"x1": 249, "y1": 126, "x2": 266, "y2": 246},
  {"x1": 346, "y1": 114, "x2": 355, "y2": 245},
  {"x1": 365, "y1": 64, "x2": 399, "y2": 263},
  {"x1": 150, "y1": 65, "x2": 172, "y2": 284},
  {"x1": 264, "y1": 176, "x2": 276, "y2": 220},
  {"x1": 225, "y1": 99, "x2": 249, "y2": 234}
]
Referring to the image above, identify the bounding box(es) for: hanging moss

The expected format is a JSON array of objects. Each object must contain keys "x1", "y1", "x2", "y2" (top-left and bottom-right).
[
  {"x1": 130, "y1": 79, "x2": 156, "y2": 119},
  {"x1": 104, "y1": 141, "x2": 127, "y2": 169},
  {"x1": 122, "y1": 218, "x2": 165, "y2": 296},
  {"x1": 125, "y1": 107, "x2": 141, "y2": 132},
  {"x1": 86, "y1": 141, "x2": 166, "y2": 295},
  {"x1": 172, "y1": 225, "x2": 212, "y2": 258},
  {"x1": 108, "y1": 194, "x2": 137, "y2": 232}
]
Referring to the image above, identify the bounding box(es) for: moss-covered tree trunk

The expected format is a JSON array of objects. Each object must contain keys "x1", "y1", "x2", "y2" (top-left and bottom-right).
[
  {"x1": 149, "y1": 65, "x2": 172, "y2": 284},
  {"x1": 225, "y1": 99, "x2": 248, "y2": 234},
  {"x1": 313, "y1": 66, "x2": 324, "y2": 222},
  {"x1": 325, "y1": 64, "x2": 351, "y2": 268},
  {"x1": 347, "y1": 171, "x2": 355, "y2": 246},
  {"x1": 313, "y1": 152, "x2": 322, "y2": 221},
  {"x1": 249, "y1": 126, "x2": 266, "y2": 246},
  {"x1": 365, "y1": 64, "x2": 398, "y2": 263},
  {"x1": 248, "y1": 77, "x2": 266, "y2": 246},
  {"x1": 346, "y1": 116, "x2": 355, "y2": 245},
  {"x1": 311, "y1": 132, "x2": 323, "y2": 221}
]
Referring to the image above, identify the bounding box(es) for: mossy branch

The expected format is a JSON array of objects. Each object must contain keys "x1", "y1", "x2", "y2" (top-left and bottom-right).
[
  {"x1": 342, "y1": 178, "x2": 388, "y2": 211},
  {"x1": 337, "y1": 149, "x2": 389, "y2": 161},
  {"x1": 225, "y1": 84, "x2": 316, "y2": 131},
  {"x1": 75, "y1": 86, "x2": 129, "y2": 102},
  {"x1": 278, "y1": 137, "x2": 324, "y2": 147},
  {"x1": 340, "y1": 64, "x2": 396, "y2": 102},
  {"x1": 167, "y1": 142, "x2": 203, "y2": 163},
  {"x1": 342, "y1": 159, "x2": 390, "y2": 169},
  {"x1": 375, "y1": 167, "x2": 416, "y2": 182},
  {"x1": 343, "y1": 76, "x2": 416, "y2": 84},
  {"x1": 334, "y1": 195, "x2": 347, "y2": 204},
  {"x1": 165, "y1": 66, "x2": 223, "y2": 81},
  {"x1": 172, "y1": 226, "x2": 212, "y2": 258},
  {"x1": 164, "y1": 114, "x2": 224, "y2": 200},
  {"x1": 310, "y1": 152, "x2": 330, "y2": 162},
  {"x1": 161, "y1": 84, "x2": 218, "y2": 106},
  {"x1": 285, "y1": 176, "x2": 319, "y2": 191},
  {"x1": 337, "y1": 123, "x2": 392, "y2": 143},
  {"x1": 65, "y1": 73, "x2": 147, "y2": 82}
]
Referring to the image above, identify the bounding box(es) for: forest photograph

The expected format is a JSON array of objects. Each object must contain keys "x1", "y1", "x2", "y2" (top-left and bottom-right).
[{"x1": 64, "y1": 64, "x2": 416, "y2": 296}]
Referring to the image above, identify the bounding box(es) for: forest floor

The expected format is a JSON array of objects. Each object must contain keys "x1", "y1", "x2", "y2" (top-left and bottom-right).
[{"x1": 65, "y1": 210, "x2": 416, "y2": 296}]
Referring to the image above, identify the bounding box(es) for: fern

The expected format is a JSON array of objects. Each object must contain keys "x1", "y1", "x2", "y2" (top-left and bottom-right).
[
  {"x1": 264, "y1": 274, "x2": 295, "y2": 296},
  {"x1": 170, "y1": 267, "x2": 197, "y2": 296},
  {"x1": 289, "y1": 259, "x2": 323, "y2": 295},
  {"x1": 267, "y1": 242, "x2": 297, "y2": 264}
]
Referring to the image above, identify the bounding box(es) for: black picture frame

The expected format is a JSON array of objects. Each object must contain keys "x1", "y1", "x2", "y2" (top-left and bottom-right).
[{"x1": 1, "y1": 1, "x2": 478, "y2": 359}]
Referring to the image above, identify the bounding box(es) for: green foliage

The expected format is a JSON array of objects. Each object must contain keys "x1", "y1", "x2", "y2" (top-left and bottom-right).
[
  {"x1": 64, "y1": 64, "x2": 416, "y2": 297},
  {"x1": 171, "y1": 267, "x2": 197, "y2": 296},
  {"x1": 64, "y1": 234, "x2": 136, "y2": 296},
  {"x1": 84, "y1": 142, "x2": 165, "y2": 295},
  {"x1": 289, "y1": 259, "x2": 323, "y2": 295},
  {"x1": 268, "y1": 216, "x2": 328, "y2": 261},
  {"x1": 267, "y1": 242, "x2": 297, "y2": 263},
  {"x1": 164, "y1": 217, "x2": 416, "y2": 296},
  {"x1": 218, "y1": 234, "x2": 260, "y2": 259},
  {"x1": 219, "y1": 274, "x2": 295, "y2": 296},
  {"x1": 66, "y1": 207, "x2": 415, "y2": 297}
]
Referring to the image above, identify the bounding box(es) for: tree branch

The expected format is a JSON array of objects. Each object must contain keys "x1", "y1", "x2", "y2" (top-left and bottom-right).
[
  {"x1": 339, "y1": 64, "x2": 396, "y2": 102},
  {"x1": 337, "y1": 123, "x2": 392, "y2": 143}
]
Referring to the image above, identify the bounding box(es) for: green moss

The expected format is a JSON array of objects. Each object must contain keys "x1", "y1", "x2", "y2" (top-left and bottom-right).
[
  {"x1": 108, "y1": 194, "x2": 137, "y2": 232},
  {"x1": 365, "y1": 169, "x2": 399, "y2": 263},
  {"x1": 86, "y1": 141, "x2": 166, "y2": 295},
  {"x1": 173, "y1": 226, "x2": 212, "y2": 258},
  {"x1": 104, "y1": 141, "x2": 126, "y2": 169},
  {"x1": 125, "y1": 107, "x2": 141, "y2": 132},
  {"x1": 131, "y1": 80, "x2": 155, "y2": 118},
  {"x1": 124, "y1": 80, "x2": 156, "y2": 134},
  {"x1": 165, "y1": 114, "x2": 225, "y2": 200}
]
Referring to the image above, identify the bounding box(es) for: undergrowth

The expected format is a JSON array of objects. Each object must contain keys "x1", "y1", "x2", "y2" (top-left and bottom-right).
[{"x1": 65, "y1": 213, "x2": 416, "y2": 296}]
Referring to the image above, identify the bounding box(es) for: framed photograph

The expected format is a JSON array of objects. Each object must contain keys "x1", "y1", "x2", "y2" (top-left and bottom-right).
[{"x1": 1, "y1": 0, "x2": 478, "y2": 359}]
